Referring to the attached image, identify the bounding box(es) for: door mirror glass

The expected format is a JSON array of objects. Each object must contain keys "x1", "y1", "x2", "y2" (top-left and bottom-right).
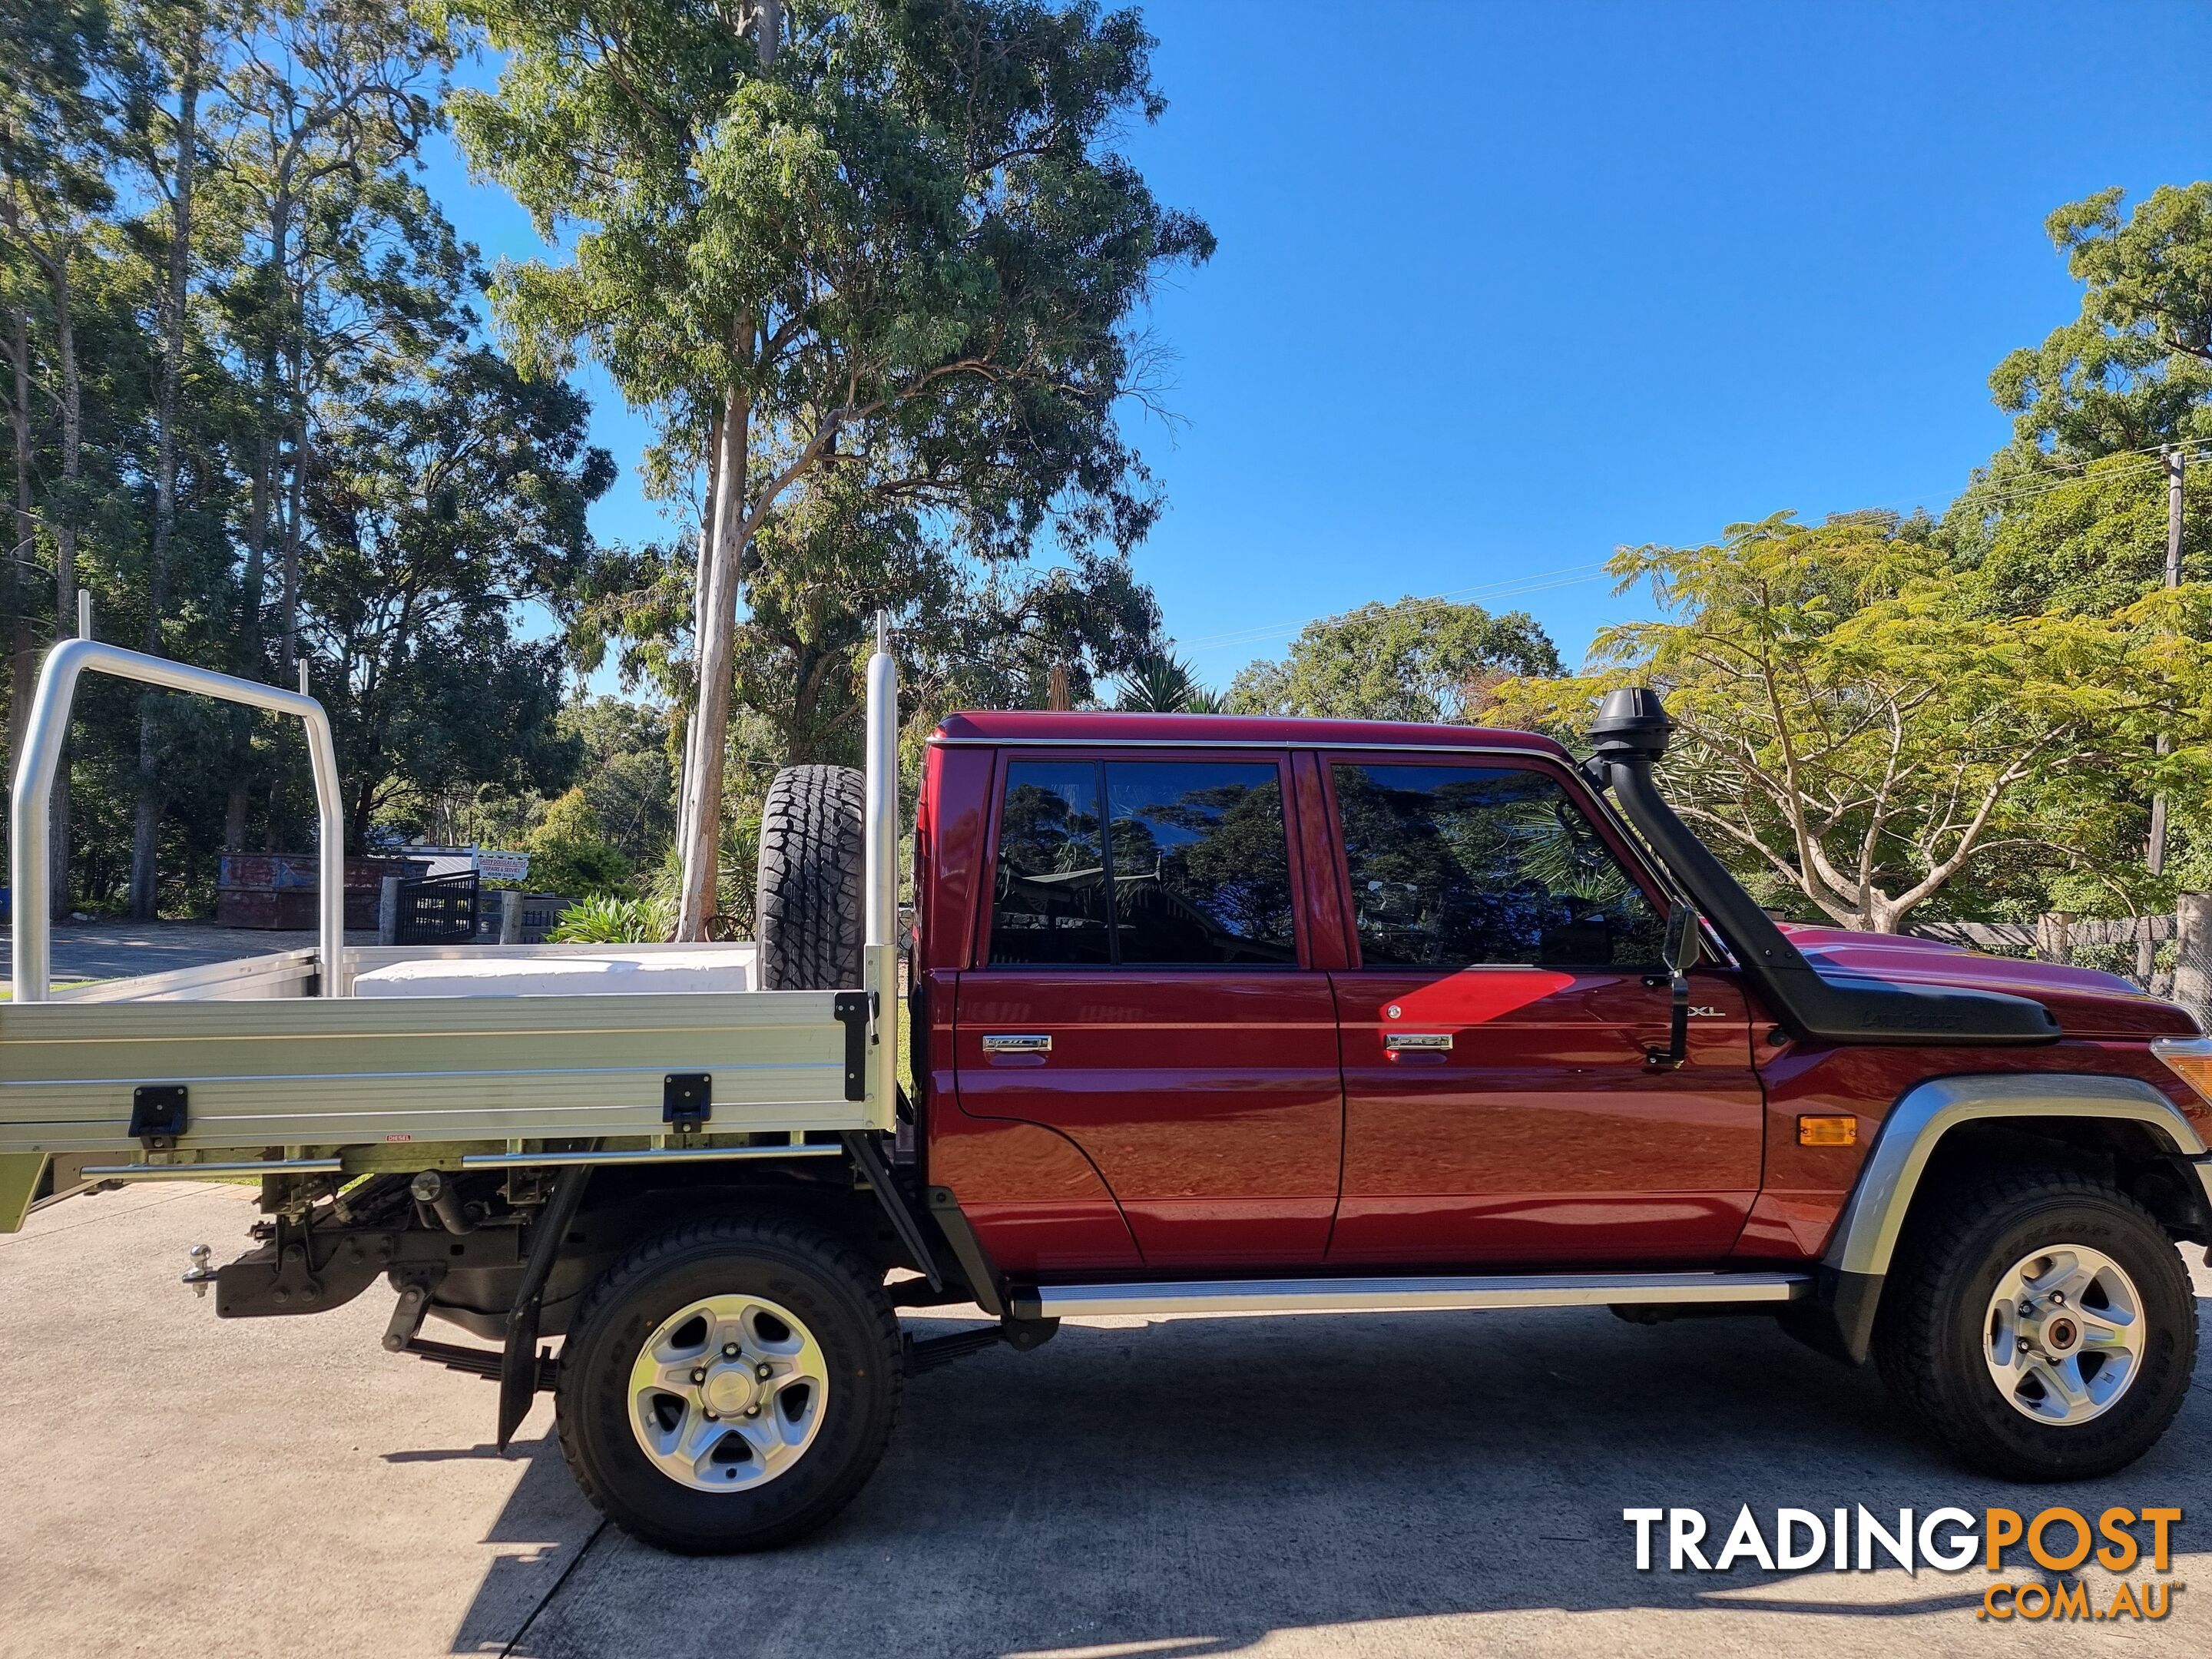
[{"x1": 1664, "y1": 902, "x2": 1701, "y2": 975}]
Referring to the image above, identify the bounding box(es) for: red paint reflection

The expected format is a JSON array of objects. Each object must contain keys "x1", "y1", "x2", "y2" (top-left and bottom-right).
[{"x1": 1382, "y1": 969, "x2": 1578, "y2": 1025}]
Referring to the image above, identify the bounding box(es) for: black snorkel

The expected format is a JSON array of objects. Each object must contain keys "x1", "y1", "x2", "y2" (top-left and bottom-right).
[{"x1": 1585, "y1": 687, "x2": 2058, "y2": 1046}]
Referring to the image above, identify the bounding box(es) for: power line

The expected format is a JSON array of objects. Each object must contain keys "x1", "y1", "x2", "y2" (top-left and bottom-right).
[{"x1": 1171, "y1": 437, "x2": 2212, "y2": 671}]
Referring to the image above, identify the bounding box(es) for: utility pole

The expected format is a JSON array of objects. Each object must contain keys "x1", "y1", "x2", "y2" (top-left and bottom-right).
[{"x1": 2143, "y1": 444, "x2": 2187, "y2": 982}]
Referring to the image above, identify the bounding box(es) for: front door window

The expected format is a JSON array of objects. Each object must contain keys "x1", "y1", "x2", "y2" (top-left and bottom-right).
[
  {"x1": 1333, "y1": 762, "x2": 1666, "y2": 969},
  {"x1": 1326, "y1": 757, "x2": 1763, "y2": 1267}
]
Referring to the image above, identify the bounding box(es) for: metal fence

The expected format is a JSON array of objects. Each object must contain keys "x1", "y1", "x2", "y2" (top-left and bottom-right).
[
  {"x1": 1913, "y1": 902, "x2": 2212, "y2": 1025},
  {"x1": 393, "y1": 872, "x2": 479, "y2": 944}
]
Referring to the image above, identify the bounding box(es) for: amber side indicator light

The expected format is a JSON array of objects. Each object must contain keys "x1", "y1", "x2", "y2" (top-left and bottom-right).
[
  {"x1": 2150, "y1": 1036, "x2": 2212, "y2": 1108},
  {"x1": 1797, "y1": 1115, "x2": 1857, "y2": 1147}
]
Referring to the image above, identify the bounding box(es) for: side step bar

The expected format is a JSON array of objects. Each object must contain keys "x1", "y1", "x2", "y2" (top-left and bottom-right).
[{"x1": 1011, "y1": 1271, "x2": 1809, "y2": 1321}]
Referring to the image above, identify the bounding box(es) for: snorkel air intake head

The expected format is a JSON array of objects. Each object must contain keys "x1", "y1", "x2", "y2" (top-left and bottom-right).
[{"x1": 1589, "y1": 687, "x2": 1673, "y2": 770}]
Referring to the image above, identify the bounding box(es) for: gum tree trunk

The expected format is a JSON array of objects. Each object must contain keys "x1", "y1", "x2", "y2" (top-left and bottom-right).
[{"x1": 131, "y1": 52, "x2": 201, "y2": 919}]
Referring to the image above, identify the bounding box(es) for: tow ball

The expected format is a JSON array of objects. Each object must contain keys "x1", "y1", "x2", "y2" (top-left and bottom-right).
[{"x1": 182, "y1": 1243, "x2": 217, "y2": 1299}]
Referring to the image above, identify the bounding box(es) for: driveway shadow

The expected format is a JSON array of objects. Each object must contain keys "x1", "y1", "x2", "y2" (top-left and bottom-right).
[{"x1": 455, "y1": 1299, "x2": 2212, "y2": 1657}]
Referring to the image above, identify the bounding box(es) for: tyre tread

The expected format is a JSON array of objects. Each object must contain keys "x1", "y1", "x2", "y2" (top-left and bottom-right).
[{"x1": 754, "y1": 764, "x2": 865, "y2": 991}]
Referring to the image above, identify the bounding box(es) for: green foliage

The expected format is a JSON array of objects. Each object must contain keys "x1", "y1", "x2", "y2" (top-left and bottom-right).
[
  {"x1": 0, "y1": 0, "x2": 594, "y2": 916},
  {"x1": 1116, "y1": 651, "x2": 1221, "y2": 713},
  {"x1": 1965, "y1": 449, "x2": 2212, "y2": 618},
  {"x1": 452, "y1": 0, "x2": 1211, "y2": 931},
  {"x1": 560, "y1": 697, "x2": 677, "y2": 866},
  {"x1": 310, "y1": 345, "x2": 611, "y2": 841},
  {"x1": 905, "y1": 547, "x2": 1164, "y2": 720},
  {"x1": 1229, "y1": 597, "x2": 1561, "y2": 723},
  {"x1": 545, "y1": 893, "x2": 664, "y2": 944},
  {"x1": 1992, "y1": 185, "x2": 2212, "y2": 460},
  {"x1": 452, "y1": 0, "x2": 1210, "y2": 561},
  {"x1": 524, "y1": 786, "x2": 633, "y2": 898},
  {"x1": 1491, "y1": 512, "x2": 2212, "y2": 932}
]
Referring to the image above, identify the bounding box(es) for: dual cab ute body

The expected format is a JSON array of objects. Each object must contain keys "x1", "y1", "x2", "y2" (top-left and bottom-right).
[
  {"x1": 6, "y1": 644, "x2": 2211, "y2": 1552},
  {"x1": 916, "y1": 706, "x2": 2212, "y2": 1358}
]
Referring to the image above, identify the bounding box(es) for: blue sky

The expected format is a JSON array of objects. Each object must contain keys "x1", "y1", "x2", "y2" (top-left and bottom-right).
[{"x1": 423, "y1": 1, "x2": 2212, "y2": 696}]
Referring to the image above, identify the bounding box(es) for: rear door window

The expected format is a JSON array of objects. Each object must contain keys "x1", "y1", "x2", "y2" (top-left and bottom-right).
[
  {"x1": 988, "y1": 757, "x2": 1297, "y2": 967},
  {"x1": 1331, "y1": 761, "x2": 1665, "y2": 969},
  {"x1": 990, "y1": 761, "x2": 1112, "y2": 964}
]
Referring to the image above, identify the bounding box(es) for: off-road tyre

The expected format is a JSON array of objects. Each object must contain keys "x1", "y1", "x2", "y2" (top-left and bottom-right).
[
  {"x1": 755, "y1": 764, "x2": 865, "y2": 990},
  {"x1": 554, "y1": 1214, "x2": 901, "y2": 1553},
  {"x1": 1872, "y1": 1167, "x2": 2195, "y2": 1482}
]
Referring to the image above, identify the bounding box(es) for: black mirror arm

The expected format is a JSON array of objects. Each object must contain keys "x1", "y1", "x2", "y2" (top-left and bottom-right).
[{"x1": 1647, "y1": 969, "x2": 1690, "y2": 1069}]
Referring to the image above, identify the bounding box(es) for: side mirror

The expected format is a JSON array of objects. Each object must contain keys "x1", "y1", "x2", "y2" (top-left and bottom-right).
[
  {"x1": 1648, "y1": 902, "x2": 1700, "y2": 1068},
  {"x1": 1664, "y1": 901, "x2": 1701, "y2": 975}
]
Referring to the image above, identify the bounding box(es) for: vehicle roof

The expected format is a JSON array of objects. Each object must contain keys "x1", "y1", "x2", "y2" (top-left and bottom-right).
[{"x1": 932, "y1": 709, "x2": 1572, "y2": 757}]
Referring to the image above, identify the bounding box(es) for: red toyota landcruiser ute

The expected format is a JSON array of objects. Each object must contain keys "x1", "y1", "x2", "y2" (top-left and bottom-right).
[
  {"x1": 603, "y1": 687, "x2": 2207, "y2": 1550},
  {"x1": 39, "y1": 672, "x2": 2212, "y2": 1556}
]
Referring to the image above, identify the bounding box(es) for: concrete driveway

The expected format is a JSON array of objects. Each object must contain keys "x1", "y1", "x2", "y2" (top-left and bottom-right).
[{"x1": 2, "y1": 1183, "x2": 2207, "y2": 1659}]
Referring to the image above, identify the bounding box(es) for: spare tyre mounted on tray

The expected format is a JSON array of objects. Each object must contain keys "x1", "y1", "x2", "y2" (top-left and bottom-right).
[{"x1": 754, "y1": 764, "x2": 866, "y2": 991}]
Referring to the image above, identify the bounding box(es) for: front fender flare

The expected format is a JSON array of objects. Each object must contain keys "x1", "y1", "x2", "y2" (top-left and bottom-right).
[{"x1": 1798, "y1": 1073, "x2": 2212, "y2": 1365}]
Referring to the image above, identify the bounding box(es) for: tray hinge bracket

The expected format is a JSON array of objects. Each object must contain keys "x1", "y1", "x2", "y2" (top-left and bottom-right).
[
  {"x1": 661, "y1": 1073, "x2": 711, "y2": 1134},
  {"x1": 833, "y1": 992, "x2": 876, "y2": 1103},
  {"x1": 129, "y1": 1084, "x2": 189, "y2": 1152}
]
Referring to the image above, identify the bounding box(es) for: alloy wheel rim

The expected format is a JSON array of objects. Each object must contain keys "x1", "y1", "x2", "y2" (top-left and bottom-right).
[
  {"x1": 627, "y1": 1293, "x2": 830, "y2": 1492},
  {"x1": 1982, "y1": 1243, "x2": 2144, "y2": 1426}
]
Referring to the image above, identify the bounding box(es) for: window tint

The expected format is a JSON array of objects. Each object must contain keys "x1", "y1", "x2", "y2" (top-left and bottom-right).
[
  {"x1": 988, "y1": 758, "x2": 1298, "y2": 967},
  {"x1": 990, "y1": 762, "x2": 1111, "y2": 964},
  {"x1": 1333, "y1": 763, "x2": 1665, "y2": 969},
  {"x1": 1106, "y1": 763, "x2": 1296, "y2": 965}
]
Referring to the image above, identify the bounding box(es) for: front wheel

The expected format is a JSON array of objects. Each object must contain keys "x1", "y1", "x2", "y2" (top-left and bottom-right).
[
  {"x1": 555, "y1": 1214, "x2": 901, "y2": 1552},
  {"x1": 1873, "y1": 1168, "x2": 2197, "y2": 1481}
]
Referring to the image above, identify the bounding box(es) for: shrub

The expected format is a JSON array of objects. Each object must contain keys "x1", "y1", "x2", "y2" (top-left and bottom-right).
[
  {"x1": 545, "y1": 895, "x2": 664, "y2": 944},
  {"x1": 525, "y1": 788, "x2": 634, "y2": 899}
]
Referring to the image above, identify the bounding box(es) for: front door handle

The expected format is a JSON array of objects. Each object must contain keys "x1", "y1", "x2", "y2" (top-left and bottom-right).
[
  {"x1": 1383, "y1": 1031, "x2": 1452, "y2": 1053},
  {"x1": 982, "y1": 1033, "x2": 1051, "y2": 1055}
]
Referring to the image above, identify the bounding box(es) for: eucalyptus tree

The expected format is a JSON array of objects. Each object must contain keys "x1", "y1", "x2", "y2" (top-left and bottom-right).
[
  {"x1": 906, "y1": 546, "x2": 1163, "y2": 721},
  {"x1": 1, "y1": 0, "x2": 121, "y2": 912},
  {"x1": 450, "y1": 0, "x2": 1213, "y2": 937},
  {"x1": 210, "y1": 0, "x2": 457, "y2": 844},
  {"x1": 303, "y1": 341, "x2": 611, "y2": 844},
  {"x1": 111, "y1": 0, "x2": 233, "y2": 915}
]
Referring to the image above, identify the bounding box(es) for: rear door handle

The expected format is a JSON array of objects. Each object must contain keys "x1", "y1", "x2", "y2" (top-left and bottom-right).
[
  {"x1": 1383, "y1": 1032, "x2": 1452, "y2": 1053},
  {"x1": 982, "y1": 1033, "x2": 1051, "y2": 1054}
]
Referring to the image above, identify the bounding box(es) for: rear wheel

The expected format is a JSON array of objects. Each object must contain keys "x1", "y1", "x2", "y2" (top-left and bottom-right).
[
  {"x1": 554, "y1": 1214, "x2": 900, "y2": 1553},
  {"x1": 1873, "y1": 1168, "x2": 2195, "y2": 1481}
]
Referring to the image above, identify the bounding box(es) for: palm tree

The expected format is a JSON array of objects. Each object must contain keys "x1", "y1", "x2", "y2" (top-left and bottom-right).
[{"x1": 1116, "y1": 652, "x2": 1224, "y2": 713}]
